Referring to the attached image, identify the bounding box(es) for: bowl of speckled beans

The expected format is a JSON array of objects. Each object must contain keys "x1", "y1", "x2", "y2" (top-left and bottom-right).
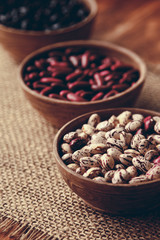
[
  {"x1": 53, "y1": 108, "x2": 160, "y2": 215},
  {"x1": 0, "y1": 0, "x2": 97, "y2": 61},
  {"x1": 19, "y1": 40, "x2": 146, "y2": 128}
]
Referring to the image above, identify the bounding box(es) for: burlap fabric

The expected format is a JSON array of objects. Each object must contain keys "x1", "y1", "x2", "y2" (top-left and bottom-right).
[{"x1": 0, "y1": 45, "x2": 160, "y2": 240}]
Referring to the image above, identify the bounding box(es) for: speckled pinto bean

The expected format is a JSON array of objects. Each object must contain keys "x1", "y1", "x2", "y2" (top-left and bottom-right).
[
  {"x1": 23, "y1": 48, "x2": 140, "y2": 102},
  {"x1": 60, "y1": 111, "x2": 160, "y2": 184}
]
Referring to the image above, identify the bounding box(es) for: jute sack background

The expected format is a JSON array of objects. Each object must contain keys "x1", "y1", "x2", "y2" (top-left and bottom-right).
[{"x1": 0, "y1": 45, "x2": 160, "y2": 239}]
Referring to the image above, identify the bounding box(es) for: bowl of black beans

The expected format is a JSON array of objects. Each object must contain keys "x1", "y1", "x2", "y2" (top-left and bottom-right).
[{"x1": 0, "y1": 0, "x2": 97, "y2": 62}]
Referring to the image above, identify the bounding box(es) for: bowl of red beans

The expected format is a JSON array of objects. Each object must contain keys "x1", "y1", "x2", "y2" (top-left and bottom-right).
[
  {"x1": 0, "y1": 0, "x2": 97, "y2": 61},
  {"x1": 19, "y1": 40, "x2": 146, "y2": 128}
]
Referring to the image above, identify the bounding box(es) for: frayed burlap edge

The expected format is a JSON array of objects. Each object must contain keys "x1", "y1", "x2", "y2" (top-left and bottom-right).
[{"x1": 0, "y1": 216, "x2": 54, "y2": 240}]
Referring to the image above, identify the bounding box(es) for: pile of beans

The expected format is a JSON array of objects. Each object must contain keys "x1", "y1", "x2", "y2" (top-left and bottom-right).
[
  {"x1": 60, "y1": 111, "x2": 160, "y2": 184},
  {"x1": 0, "y1": 0, "x2": 89, "y2": 31},
  {"x1": 23, "y1": 47, "x2": 140, "y2": 102}
]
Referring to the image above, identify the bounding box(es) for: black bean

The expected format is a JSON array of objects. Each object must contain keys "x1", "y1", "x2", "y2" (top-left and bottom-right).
[{"x1": 0, "y1": 0, "x2": 89, "y2": 31}]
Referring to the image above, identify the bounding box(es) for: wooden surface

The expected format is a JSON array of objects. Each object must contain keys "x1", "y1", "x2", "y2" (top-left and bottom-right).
[
  {"x1": 92, "y1": 0, "x2": 160, "y2": 64},
  {"x1": 1, "y1": 0, "x2": 160, "y2": 238}
]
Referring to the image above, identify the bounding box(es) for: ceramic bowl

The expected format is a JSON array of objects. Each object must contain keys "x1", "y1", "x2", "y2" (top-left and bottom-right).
[
  {"x1": 0, "y1": 0, "x2": 97, "y2": 62},
  {"x1": 53, "y1": 108, "x2": 160, "y2": 215},
  {"x1": 19, "y1": 40, "x2": 146, "y2": 128}
]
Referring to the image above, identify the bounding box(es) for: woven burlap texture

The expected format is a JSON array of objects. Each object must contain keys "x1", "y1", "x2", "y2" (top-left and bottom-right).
[{"x1": 0, "y1": 45, "x2": 160, "y2": 240}]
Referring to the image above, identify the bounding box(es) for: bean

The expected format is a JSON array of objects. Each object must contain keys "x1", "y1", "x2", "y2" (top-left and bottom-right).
[
  {"x1": 98, "y1": 63, "x2": 110, "y2": 71},
  {"x1": 61, "y1": 111, "x2": 160, "y2": 184},
  {"x1": 93, "y1": 73, "x2": 104, "y2": 86},
  {"x1": 23, "y1": 47, "x2": 140, "y2": 102},
  {"x1": 104, "y1": 73, "x2": 120, "y2": 82},
  {"x1": 83, "y1": 167, "x2": 102, "y2": 179},
  {"x1": 66, "y1": 93, "x2": 86, "y2": 102},
  {"x1": 67, "y1": 81, "x2": 90, "y2": 92},
  {"x1": 40, "y1": 86, "x2": 53, "y2": 96},
  {"x1": 91, "y1": 92, "x2": 104, "y2": 101},
  {"x1": 69, "y1": 56, "x2": 79, "y2": 67},
  {"x1": 91, "y1": 81, "x2": 114, "y2": 91},
  {"x1": 111, "y1": 63, "x2": 132, "y2": 72},
  {"x1": 66, "y1": 69, "x2": 82, "y2": 82},
  {"x1": 59, "y1": 90, "x2": 71, "y2": 98},
  {"x1": 40, "y1": 77, "x2": 63, "y2": 84},
  {"x1": 0, "y1": 0, "x2": 89, "y2": 31},
  {"x1": 33, "y1": 82, "x2": 49, "y2": 90},
  {"x1": 112, "y1": 83, "x2": 129, "y2": 91},
  {"x1": 103, "y1": 90, "x2": 118, "y2": 99},
  {"x1": 34, "y1": 59, "x2": 47, "y2": 69},
  {"x1": 81, "y1": 51, "x2": 90, "y2": 68},
  {"x1": 99, "y1": 70, "x2": 110, "y2": 77},
  {"x1": 70, "y1": 138, "x2": 87, "y2": 151},
  {"x1": 48, "y1": 93, "x2": 66, "y2": 100}
]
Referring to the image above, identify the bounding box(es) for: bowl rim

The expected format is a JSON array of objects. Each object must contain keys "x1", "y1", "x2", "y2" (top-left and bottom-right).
[
  {"x1": 19, "y1": 39, "x2": 147, "y2": 106},
  {"x1": 0, "y1": 0, "x2": 97, "y2": 36},
  {"x1": 53, "y1": 107, "x2": 160, "y2": 188}
]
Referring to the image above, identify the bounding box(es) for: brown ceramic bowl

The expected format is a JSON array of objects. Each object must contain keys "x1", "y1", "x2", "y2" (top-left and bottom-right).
[
  {"x1": 19, "y1": 40, "x2": 146, "y2": 128},
  {"x1": 53, "y1": 108, "x2": 160, "y2": 215},
  {"x1": 0, "y1": 0, "x2": 97, "y2": 62}
]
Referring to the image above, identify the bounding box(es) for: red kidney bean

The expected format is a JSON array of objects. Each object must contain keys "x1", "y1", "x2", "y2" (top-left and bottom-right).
[
  {"x1": 40, "y1": 77, "x2": 64, "y2": 84},
  {"x1": 33, "y1": 82, "x2": 49, "y2": 89},
  {"x1": 50, "y1": 82, "x2": 67, "y2": 92},
  {"x1": 25, "y1": 73, "x2": 39, "y2": 83},
  {"x1": 51, "y1": 69, "x2": 72, "y2": 78},
  {"x1": 99, "y1": 70, "x2": 110, "y2": 77},
  {"x1": 34, "y1": 59, "x2": 47, "y2": 69},
  {"x1": 89, "y1": 79, "x2": 95, "y2": 85},
  {"x1": 89, "y1": 55, "x2": 97, "y2": 62},
  {"x1": 66, "y1": 93, "x2": 86, "y2": 102},
  {"x1": 23, "y1": 47, "x2": 139, "y2": 102},
  {"x1": 66, "y1": 69, "x2": 82, "y2": 82},
  {"x1": 39, "y1": 71, "x2": 51, "y2": 77},
  {"x1": 136, "y1": 128, "x2": 145, "y2": 135},
  {"x1": 94, "y1": 73, "x2": 104, "y2": 86},
  {"x1": 48, "y1": 66, "x2": 73, "y2": 74},
  {"x1": 67, "y1": 81, "x2": 90, "y2": 91},
  {"x1": 40, "y1": 87, "x2": 54, "y2": 96},
  {"x1": 69, "y1": 56, "x2": 79, "y2": 67},
  {"x1": 101, "y1": 57, "x2": 113, "y2": 66},
  {"x1": 144, "y1": 116, "x2": 155, "y2": 132},
  {"x1": 80, "y1": 91, "x2": 94, "y2": 100},
  {"x1": 91, "y1": 92, "x2": 104, "y2": 101},
  {"x1": 98, "y1": 63, "x2": 111, "y2": 71},
  {"x1": 104, "y1": 73, "x2": 122, "y2": 82},
  {"x1": 153, "y1": 157, "x2": 160, "y2": 164},
  {"x1": 90, "y1": 63, "x2": 96, "y2": 69},
  {"x1": 83, "y1": 69, "x2": 90, "y2": 76},
  {"x1": 59, "y1": 90, "x2": 71, "y2": 98},
  {"x1": 75, "y1": 90, "x2": 85, "y2": 96},
  {"x1": 81, "y1": 51, "x2": 90, "y2": 68},
  {"x1": 111, "y1": 63, "x2": 132, "y2": 72},
  {"x1": 49, "y1": 61, "x2": 69, "y2": 68},
  {"x1": 88, "y1": 69, "x2": 98, "y2": 77},
  {"x1": 112, "y1": 83, "x2": 129, "y2": 91},
  {"x1": 26, "y1": 66, "x2": 38, "y2": 73},
  {"x1": 103, "y1": 90, "x2": 118, "y2": 99},
  {"x1": 91, "y1": 81, "x2": 113, "y2": 91},
  {"x1": 48, "y1": 93, "x2": 66, "y2": 100}
]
